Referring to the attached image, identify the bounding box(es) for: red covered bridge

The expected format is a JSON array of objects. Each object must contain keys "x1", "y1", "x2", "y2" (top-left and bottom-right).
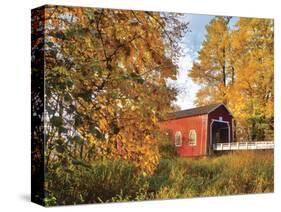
[{"x1": 159, "y1": 103, "x2": 234, "y2": 157}]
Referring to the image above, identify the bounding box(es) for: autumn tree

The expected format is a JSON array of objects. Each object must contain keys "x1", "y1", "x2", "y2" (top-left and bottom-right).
[
  {"x1": 32, "y1": 6, "x2": 188, "y2": 174},
  {"x1": 227, "y1": 18, "x2": 274, "y2": 141},
  {"x1": 189, "y1": 16, "x2": 233, "y2": 106},
  {"x1": 188, "y1": 16, "x2": 274, "y2": 141}
]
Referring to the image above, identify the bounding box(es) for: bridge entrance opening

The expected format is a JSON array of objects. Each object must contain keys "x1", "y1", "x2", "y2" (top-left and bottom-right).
[{"x1": 211, "y1": 120, "x2": 230, "y2": 144}]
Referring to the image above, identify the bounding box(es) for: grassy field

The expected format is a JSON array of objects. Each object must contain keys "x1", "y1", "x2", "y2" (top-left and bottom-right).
[{"x1": 45, "y1": 151, "x2": 273, "y2": 205}]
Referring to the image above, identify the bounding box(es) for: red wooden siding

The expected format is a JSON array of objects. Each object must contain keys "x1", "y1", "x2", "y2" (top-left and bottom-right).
[
  {"x1": 160, "y1": 114, "x2": 208, "y2": 157},
  {"x1": 159, "y1": 104, "x2": 233, "y2": 157}
]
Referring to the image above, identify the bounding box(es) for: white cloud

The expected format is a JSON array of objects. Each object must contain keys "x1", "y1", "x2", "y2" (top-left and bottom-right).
[
  {"x1": 168, "y1": 47, "x2": 200, "y2": 109},
  {"x1": 168, "y1": 14, "x2": 216, "y2": 110}
]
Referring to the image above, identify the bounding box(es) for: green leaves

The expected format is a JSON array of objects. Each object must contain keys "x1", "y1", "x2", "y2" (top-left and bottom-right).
[
  {"x1": 54, "y1": 32, "x2": 66, "y2": 39},
  {"x1": 72, "y1": 159, "x2": 91, "y2": 168},
  {"x1": 77, "y1": 90, "x2": 92, "y2": 102},
  {"x1": 109, "y1": 122, "x2": 120, "y2": 134},
  {"x1": 50, "y1": 116, "x2": 63, "y2": 127},
  {"x1": 55, "y1": 144, "x2": 65, "y2": 154},
  {"x1": 64, "y1": 93, "x2": 72, "y2": 102},
  {"x1": 74, "y1": 115, "x2": 84, "y2": 127},
  {"x1": 45, "y1": 41, "x2": 54, "y2": 48},
  {"x1": 64, "y1": 78, "x2": 73, "y2": 87},
  {"x1": 72, "y1": 135, "x2": 84, "y2": 145},
  {"x1": 122, "y1": 73, "x2": 145, "y2": 84},
  {"x1": 89, "y1": 124, "x2": 103, "y2": 139},
  {"x1": 54, "y1": 139, "x2": 66, "y2": 153},
  {"x1": 130, "y1": 73, "x2": 145, "y2": 84}
]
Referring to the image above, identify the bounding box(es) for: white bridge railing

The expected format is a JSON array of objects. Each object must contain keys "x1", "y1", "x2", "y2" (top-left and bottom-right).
[{"x1": 213, "y1": 141, "x2": 274, "y2": 151}]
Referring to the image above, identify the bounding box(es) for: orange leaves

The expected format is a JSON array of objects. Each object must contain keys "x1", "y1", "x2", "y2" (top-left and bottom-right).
[
  {"x1": 98, "y1": 118, "x2": 108, "y2": 132},
  {"x1": 43, "y1": 6, "x2": 188, "y2": 174}
]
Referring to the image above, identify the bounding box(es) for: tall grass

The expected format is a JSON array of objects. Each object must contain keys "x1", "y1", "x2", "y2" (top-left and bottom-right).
[
  {"x1": 45, "y1": 151, "x2": 273, "y2": 205},
  {"x1": 152, "y1": 151, "x2": 273, "y2": 199}
]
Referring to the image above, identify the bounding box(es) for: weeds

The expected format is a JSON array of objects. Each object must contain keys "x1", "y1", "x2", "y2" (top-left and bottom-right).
[{"x1": 46, "y1": 151, "x2": 273, "y2": 205}]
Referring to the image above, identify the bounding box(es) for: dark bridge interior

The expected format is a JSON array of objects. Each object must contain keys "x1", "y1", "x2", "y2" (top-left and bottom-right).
[{"x1": 211, "y1": 121, "x2": 229, "y2": 144}]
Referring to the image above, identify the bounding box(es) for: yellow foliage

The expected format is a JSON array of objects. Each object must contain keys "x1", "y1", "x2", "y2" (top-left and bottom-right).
[
  {"x1": 189, "y1": 17, "x2": 274, "y2": 141},
  {"x1": 43, "y1": 5, "x2": 187, "y2": 174}
]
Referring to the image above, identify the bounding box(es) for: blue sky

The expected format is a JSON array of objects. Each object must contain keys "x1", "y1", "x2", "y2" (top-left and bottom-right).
[{"x1": 171, "y1": 14, "x2": 238, "y2": 109}]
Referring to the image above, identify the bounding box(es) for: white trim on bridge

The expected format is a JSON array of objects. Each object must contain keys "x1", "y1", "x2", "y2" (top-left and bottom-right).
[{"x1": 213, "y1": 141, "x2": 274, "y2": 151}]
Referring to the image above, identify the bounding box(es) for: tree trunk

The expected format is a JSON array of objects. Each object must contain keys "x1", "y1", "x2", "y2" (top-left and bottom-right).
[{"x1": 222, "y1": 48, "x2": 227, "y2": 105}]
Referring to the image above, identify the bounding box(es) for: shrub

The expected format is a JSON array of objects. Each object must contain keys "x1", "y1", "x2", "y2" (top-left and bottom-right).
[
  {"x1": 46, "y1": 160, "x2": 149, "y2": 205},
  {"x1": 158, "y1": 131, "x2": 177, "y2": 159}
]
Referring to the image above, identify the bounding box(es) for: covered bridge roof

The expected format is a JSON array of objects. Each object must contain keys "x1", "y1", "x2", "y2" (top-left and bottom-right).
[{"x1": 167, "y1": 103, "x2": 232, "y2": 120}]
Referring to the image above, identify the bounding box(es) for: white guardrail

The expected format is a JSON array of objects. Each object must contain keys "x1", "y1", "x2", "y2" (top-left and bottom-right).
[{"x1": 213, "y1": 141, "x2": 274, "y2": 151}]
